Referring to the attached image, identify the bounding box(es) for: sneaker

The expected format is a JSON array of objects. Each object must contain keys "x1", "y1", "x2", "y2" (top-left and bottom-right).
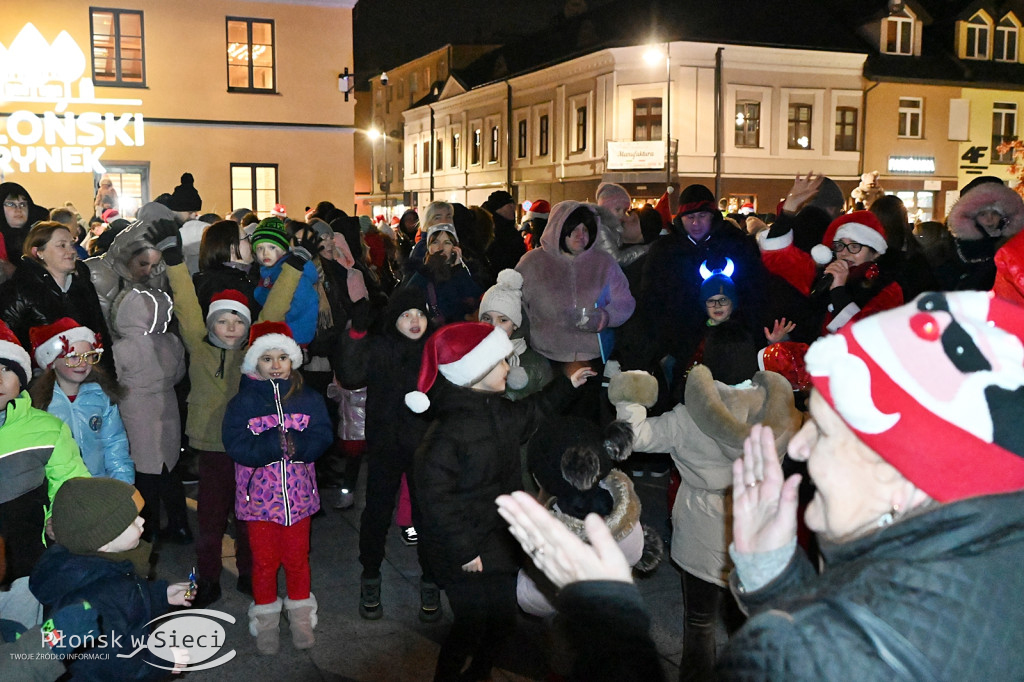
[
  {"x1": 334, "y1": 488, "x2": 355, "y2": 510},
  {"x1": 400, "y1": 526, "x2": 418, "y2": 545},
  {"x1": 419, "y1": 580, "x2": 442, "y2": 623},
  {"x1": 359, "y1": 575, "x2": 383, "y2": 620}
]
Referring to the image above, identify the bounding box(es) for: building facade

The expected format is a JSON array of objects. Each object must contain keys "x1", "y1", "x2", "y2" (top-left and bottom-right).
[{"x1": 2, "y1": 0, "x2": 356, "y2": 220}]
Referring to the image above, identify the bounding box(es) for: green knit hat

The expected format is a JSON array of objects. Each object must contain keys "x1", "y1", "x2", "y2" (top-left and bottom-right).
[
  {"x1": 250, "y1": 217, "x2": 290, "y2": 253},
  {"x1": 52, "y1": 478, "x2": 144, "y2": 553}
]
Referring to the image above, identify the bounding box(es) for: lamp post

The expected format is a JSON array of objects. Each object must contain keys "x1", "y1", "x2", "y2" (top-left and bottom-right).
[
  {"x1": 644, "y1": 43, "x2": 672, "y2": 190},
  {"x1": 369, "y1": 127, "x2": 390, "y2": 218}
]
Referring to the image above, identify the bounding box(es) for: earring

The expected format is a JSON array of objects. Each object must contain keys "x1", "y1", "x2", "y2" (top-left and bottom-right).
[{"x1": 877, "y1": 503, "x2": 900, "y2": 528}]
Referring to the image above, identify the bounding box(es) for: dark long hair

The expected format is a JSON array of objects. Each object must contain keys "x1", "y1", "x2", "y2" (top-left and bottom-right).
[{"x1": 199, "y1": 220, "x2": 244, "y2": 271}]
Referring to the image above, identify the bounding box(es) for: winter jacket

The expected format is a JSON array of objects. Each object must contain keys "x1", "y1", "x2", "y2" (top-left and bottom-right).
[
  {"x1": 168, "y1": 257, "x2": 300, "y2": 452},
  {"x1": 485, "y1": 212, "x2": 527, "y2": 274},
  {"x1": 406, "y1": 263, "x2": 483, "y2": 326},
  {"x1": 515, "y1": 202, "x2": 636, "y2": 362},
  {"x1": 193, "y1": 261, "x2": 260, "y2": 320},
  {"x1": 44, "y1": 381, "x2": 133, "y2": 483},
  {"x1": 30, "y1": 545, "x2": 170, "y2": 682},
  {"x1": 718, "y1": 491, "x2": 1024, "y2": 680},
  {"x1": 414, "y1": 375, "x2": 576, "y2": 585},
  {"x1": 0, "y1": 181, "x2": 49, "y2": 272},
  {"x1": 594, "y1": 204, "x2": 650, "y2": 269},
  {"x1": 111, "y1": 286, "x2": 186, "y2": 474},
  {"x1": 994, "y1": 230, "x2": 1024, "y2": 306},
  {"x1": 0, "y1": 257, "x2": 113, "y2": 364},
  {"x1": 223, "y1": 375, "x2": 332, "y2": 525},
  {"x1": 617, "y1": 367, "x2": 801, "y2": 586},
  {"x1": 254, "y1": 256, "x2": 319, "y2": 345}
]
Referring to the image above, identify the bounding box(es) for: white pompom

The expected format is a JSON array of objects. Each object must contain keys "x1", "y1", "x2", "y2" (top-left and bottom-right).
[
  {"x1": 811, "y1": 243, "x2": 834, "y2": 265},
  {"x1": 496, "y1": 268, "x2": 524, "y2": 290},
  {"x1": 405, "y1": 391, "x2": 430, "y2": 413},
  {"x1": 506, "y1": 366, "x2": 529, "y2": 390}
]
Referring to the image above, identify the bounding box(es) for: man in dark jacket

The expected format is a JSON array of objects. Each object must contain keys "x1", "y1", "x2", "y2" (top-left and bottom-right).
[{"x1": 482, "y1": 190, "x2": 526, "y2": 274}]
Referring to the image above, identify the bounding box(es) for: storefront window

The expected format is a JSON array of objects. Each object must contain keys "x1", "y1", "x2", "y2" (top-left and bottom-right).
[
  {"x1": 895, "y1": 190, "x2": 934, "y2": 222},
  {"x1": 226, "y1": 18, "x2": 275, "y2": 92},
  {"x1": 90, "y1": 8, "x2": 146, "y2": 86},
  {"x1": 95, "y1": 164, "x2": 148, "y2": 220},
  {"x1": 231, "y1": 163, "x2": 278, "y2": 218}
]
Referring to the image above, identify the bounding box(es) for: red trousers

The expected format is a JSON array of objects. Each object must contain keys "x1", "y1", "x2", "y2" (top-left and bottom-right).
[{"x1": 247, "y1": 516, "x2": 312, "y2": 604}]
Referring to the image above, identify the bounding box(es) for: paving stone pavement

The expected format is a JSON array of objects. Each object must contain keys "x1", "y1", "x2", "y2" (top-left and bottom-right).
[{"x1": 152, "y1": 463, "x2": 685, "y2": 681}]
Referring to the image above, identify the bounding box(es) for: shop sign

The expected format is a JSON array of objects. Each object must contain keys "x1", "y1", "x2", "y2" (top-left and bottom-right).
[
  {"x1": 607, "y1": 141, "x2": 664, "y2": 170},
  {"x1": 0, "y1": 23, "x2": 145, "y2": 174},
  {"x1": 888, "y1": 156, "x2": 935, "y2": 174}
]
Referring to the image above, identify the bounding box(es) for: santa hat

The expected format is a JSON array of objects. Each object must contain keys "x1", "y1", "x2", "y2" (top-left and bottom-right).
[
  {"x1": 206, "y1": 289, "x2": 252, "y2": 326},
  {"x1": 405, "y1": 322, "x2": 513, "y2": 413},
  {"x1": 811, "y1": 211, "x2": 888, "y2": 265},
  {"x1": 101, "y1": 208, "x2": 119, "y2": 223},
  {"x1": 805, "y1": 291, "x2": 1024, "y2": 503},
  {"x1": 241, "y1": 321, "x2": 303, "y2": 376},
  {"x1": 271, "y1": 203, "x2": 287, "y2": 219},
  {"x1": 525, "y1": 200, "x2": 550, "y2": 221},
  {"x1": 29, "y1": 318, "x2": 100, "y2": 369},
  {"x1": 0, "y1": 319, "x2": 31, "y2": 388}
]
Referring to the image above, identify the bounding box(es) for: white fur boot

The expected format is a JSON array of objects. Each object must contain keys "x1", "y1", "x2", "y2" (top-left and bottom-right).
[
  {"x1": 283, "y1": 593, "x2": 318, "y2": 649},
  {"x1": 248, "y1": 599, "x2": 283, "y2": 655}
]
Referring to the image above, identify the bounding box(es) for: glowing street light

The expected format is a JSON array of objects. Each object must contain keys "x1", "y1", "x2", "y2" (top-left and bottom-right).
[{"x1": 645, "y1": 42, "x2": 672, "y2": 188}]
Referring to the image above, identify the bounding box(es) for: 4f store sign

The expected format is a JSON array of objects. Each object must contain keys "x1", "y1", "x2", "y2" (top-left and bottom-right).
[{"x1": 0, "y1": 22, "x2": 146, "y2": 174}]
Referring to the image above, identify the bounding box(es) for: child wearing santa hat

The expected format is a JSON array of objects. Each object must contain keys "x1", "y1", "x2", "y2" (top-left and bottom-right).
[
  {"x1": 222, "y1": 321, "x2": 332, "y2": 655},
  {"x1": 28, "y1": 317, "x2": 134, "y2": 483},
  {"x1": 408, "y1": 321, "x2": 595, "y2": 681}
]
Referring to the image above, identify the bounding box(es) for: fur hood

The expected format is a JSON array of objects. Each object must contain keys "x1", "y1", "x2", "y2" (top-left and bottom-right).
[{"x1": 947, "y1": 182, "x2": 1024, "y2": 243}]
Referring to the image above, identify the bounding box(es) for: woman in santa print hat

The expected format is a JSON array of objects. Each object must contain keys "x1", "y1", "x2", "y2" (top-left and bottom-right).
[{"x1": 408, "y1": 321, "x2": 595, "y2": 681}]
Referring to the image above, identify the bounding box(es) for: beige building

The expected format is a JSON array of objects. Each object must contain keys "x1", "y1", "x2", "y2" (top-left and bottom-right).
[{"x1": 1, "y1": 0, "x2": 356, "y2": 220}]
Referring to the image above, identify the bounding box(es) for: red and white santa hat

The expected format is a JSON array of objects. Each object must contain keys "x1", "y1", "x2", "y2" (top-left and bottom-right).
[
  {"x1": 525, "y1": 199, "x2": 551, "y2": 221},
  {"x1": 405, "y1": 322, "x2": 514, "y2": 413},
  {"x1": 0, "y1": 319, "x2": 31, "y2": 387},
  {"x1": 206, "y1": 289, "x2": 252, "y2": 326},
  {"x1": 241, "y1": 321, "x2": 303, "y2": 376},
  {"x1": 29, "y1": 318, "x2": 100, "y2": 369},
  {"x1": 811, "y1": 210, "x2": 888, "y2": 265},
  {"x1": 271, "y1": 203, "x2": 287, "y2": 219},
  {"x1": 805, "y1": 291, "x2": 1024, "y2": 503}
]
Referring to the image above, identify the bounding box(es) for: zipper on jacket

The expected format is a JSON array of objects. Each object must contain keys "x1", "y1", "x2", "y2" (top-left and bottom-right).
[
  {"x1": 272, "y1": 379, "x2": 292, "y2": 525},
  {"x1": 281, "y1": 459, "x2": 291, "y2": 526},
  {"x1": 215, "y1": 348, "x2": 226, "y2": 378}
]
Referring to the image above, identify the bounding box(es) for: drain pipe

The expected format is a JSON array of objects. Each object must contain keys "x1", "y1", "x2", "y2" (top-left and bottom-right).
[{"x1": 714, "y1": 46, "x2": 723, "y2": 200}]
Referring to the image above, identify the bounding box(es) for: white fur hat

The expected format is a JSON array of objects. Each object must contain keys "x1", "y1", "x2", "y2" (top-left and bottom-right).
[{"x1": 241, "y1": 321, "x2": 303, "y2": 376}]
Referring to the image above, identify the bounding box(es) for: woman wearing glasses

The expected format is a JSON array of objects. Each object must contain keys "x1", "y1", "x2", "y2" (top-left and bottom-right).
[
  {"x1": 0, "y1": 221, "x2": 114, "y2": 375},
  {"x1": 0, "y1": 181, "x2": 50, "y2": 281},
  {"x1": 28, "y1": 317, "x2": 134, "y2": 484}
]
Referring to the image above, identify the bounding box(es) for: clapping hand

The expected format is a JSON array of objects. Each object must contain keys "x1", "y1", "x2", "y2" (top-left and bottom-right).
[{"x1": 731, "y1": 424, "x2": 801, "y2": 554}]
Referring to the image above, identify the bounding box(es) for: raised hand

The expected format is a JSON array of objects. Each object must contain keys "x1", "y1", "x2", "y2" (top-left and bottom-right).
[
  {"x1": 569, "y1": 366, "x2": 598, "y2": 388},
  {"x1": 764, "y1": 318, "x2": 797, "y2": 344},
  {"x1": 782, "y1": 172, "x2": 823, "y2": 214},
  {"x1": 731, "y1": 424, "x2": 801, "y2": 554}
]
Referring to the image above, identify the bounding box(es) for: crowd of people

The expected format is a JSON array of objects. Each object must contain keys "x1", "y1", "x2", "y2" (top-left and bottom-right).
[{"x1": 0, "y1": 168, "x2": 1022, "y2": 681}]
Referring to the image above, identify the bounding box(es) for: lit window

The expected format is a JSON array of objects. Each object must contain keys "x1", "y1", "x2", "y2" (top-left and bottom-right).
[
  {"x1": 995, "y1": 16, "x2": 1019, "y2": 62},
  {"x1": 231, "y1": 164, "x2": 278, "y2": 218},
  {"x1": 471, "y1": 128, "x2": 481, "y2": 165},
  {"x1": 633, "y1": 97, "x2": 663, "y2": 141},
  {"x1": 884, "y1": 10, "x2": 914, "y2": 55},
  {"x1": 993, "y1": 102, "x2": 1017, "y2": 164},
  {"x1": 490, "y1": 126, "x2": 499, "y2": 163},
  {"x1": 226, "y1": 18, "x2": 275, "y2": 92},
  {"x1": 735, "y1": 101, "x2": 760, "y2": 148},
  {"x1": 451, "y1": 132, "x2": 461, "y2": 168},
  {"x1": 965, "y1": 13, "x2": 991, "y2": 59},
  {"x1": 788, "y1": 104, "x2": 812, "y2": 149},
  {"x1": 835, "y1": 106, "x2": 858, "y2": 151},
  {"x1": 898, "y1": 98, "x2": 923, "y2": 138},
  {"x1": 90, "y1": 8, "x2": 145, "y2": 86},
  {"x1": 434, "y1": 136, "x2": 443, "y2": 170},
  {"x1": 421, "y1": 141, "x2": 429, "y2": 174}
]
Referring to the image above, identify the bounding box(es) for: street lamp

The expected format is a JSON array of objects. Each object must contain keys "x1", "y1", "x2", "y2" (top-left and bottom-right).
[
  {"x1": 644, "y1": 43, "x2": 672, "y2": 189},
  {"x1": 368, "y1": 126, "x2": 391, "y2": 219}
]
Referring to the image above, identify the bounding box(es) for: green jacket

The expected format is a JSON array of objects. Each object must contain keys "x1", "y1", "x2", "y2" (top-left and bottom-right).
[
  {"x1": 0, "y1": 392, "x2": 90, "y2": 506},
  {"x1": 167, "y1": 260, "x2": 301, "y2": 452}
]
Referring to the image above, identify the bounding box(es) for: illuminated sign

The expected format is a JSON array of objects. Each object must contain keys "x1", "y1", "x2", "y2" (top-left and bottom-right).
[
  {"x1": 0, "y1": 23, "x2": 145, "y2": 174},
  {"x1": 607, "y1": 141, "x2": 664, "y2": 170},
  {"x1": 888, "y1": 156, "x2": 935, "y2": 174}
]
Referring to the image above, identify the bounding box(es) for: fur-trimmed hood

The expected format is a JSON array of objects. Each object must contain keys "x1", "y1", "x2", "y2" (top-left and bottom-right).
[{"x1": 947, "y1": 181, "x2": 1024, "y2": 243}]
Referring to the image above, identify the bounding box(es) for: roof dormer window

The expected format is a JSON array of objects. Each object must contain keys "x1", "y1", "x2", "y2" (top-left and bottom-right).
[
  {"x1": 995, "y1": 15, "x2": 1020, "y2": 62},
  {"x1": 883, "y1": 8, "x2": 915, "y2": 55},
  {"x1": 963, "y1": 12, "x2": 993, "y2": 59}
]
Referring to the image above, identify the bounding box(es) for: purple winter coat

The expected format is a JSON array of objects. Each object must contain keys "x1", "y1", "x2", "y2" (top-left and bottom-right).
[
  {"x1": 222, "y1": 375, "x2": 332, "y2": 525},
  {"x1": 515, "y1": 201, "x2": 635, "y2": 362}
]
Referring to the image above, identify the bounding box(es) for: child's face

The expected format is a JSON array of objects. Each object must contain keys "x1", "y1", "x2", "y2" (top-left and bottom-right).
[
  {"x1": 100, "y1": 516, "x2": 145, "y2": 553},
  {"x1": 705, "y1": 295, "x2": 733, "y2": 325},
  {"x1": 257, "y1": 349, "x2": 292, "y2": 380},
  {"x1": 255, "y1": 242, "x2": 286, "y2": 267},
  {"x1": 213, "y1": 313, "x2": 248, "y2": 348},
  {"x1": 480, "y1": 311, "x2": 517, "y2": 337},
  {"x1": 395, "y1": 308, "x2": 427, "y2": 340},
  {"x1": 0, "y1": 364, "x2": 22, "y2": 411},
  {"x1": 53, "y1": 340, "x2": 97, "y2": 387},
  {"x1": 471, "y1": 359, "x2": 509, "y2": 393}
]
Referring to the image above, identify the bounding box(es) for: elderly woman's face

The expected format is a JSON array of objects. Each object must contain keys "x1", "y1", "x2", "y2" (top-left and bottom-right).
[{"x1": 788, "y1": 391, "x2": 900, "y2": 541}]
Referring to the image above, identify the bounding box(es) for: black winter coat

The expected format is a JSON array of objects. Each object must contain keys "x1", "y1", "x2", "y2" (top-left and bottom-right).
[
  {"x1": 717, "y1": 491, "x2": 1024, "y2": 680},
  {"x1": 486, "y1": 213, "x2": 527, "y2": 275},
  {"x1": 193, "y1": 262, "x2": 260, "y2": 320},
  {"x1": 414, "y1": 375, "x2": 576, "y2": 586}
]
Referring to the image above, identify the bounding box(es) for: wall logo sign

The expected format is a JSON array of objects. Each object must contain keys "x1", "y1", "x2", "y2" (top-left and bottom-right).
[{"x1": 0, "y1": 23, "x2": 145, "y2": 174}]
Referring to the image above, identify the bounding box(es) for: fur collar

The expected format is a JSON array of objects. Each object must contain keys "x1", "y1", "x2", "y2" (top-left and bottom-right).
[{"x1": 548, "y1": 469, "x2": 640, "y2": 542}]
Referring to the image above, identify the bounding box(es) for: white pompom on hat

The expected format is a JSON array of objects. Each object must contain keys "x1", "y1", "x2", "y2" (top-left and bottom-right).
[
  {"x1": 241, "y1": 321, "x2": 303, "y2": 376},
  {"x1": 29, "y1": 317, "x2": 99, "y2": 369},
  {"x1": 811, "y1": 210, "x2": 889, "y2": 265},
  {"x1": 405, "y1": 322, "x2": 514, "y2": 413}
]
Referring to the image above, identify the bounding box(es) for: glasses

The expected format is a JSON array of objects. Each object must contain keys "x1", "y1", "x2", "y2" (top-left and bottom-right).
[
  {"x1": 3, "y1": 201, "x2": 28, "y2": 210},
  {"x1": 63, "y1": 350, "x2": 104, "y2": 367},
  {"x1": 832, "y1": 241, "x2": 866, "y2": 254},
  {"x1": 705, "y1": 297, "x2": 731, "y2": 308}
]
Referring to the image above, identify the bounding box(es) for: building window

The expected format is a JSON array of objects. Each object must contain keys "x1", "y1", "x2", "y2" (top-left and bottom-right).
[
  {"x1": 489, "y1": 125, "x2": 499, "y2": 163},
  {"x1": 434, "y1": 137, "x2": 443, "y2": 170},
  {"x1": 411, "y1": 141, "x2": 417, "y2": 175},
  {"x1": 517, "y1": 119, "x2": 528, "y2": 159},
  {"x1": 883, "y1": 10, "x2": 914, "y2": 55},
  {"x1": 835, "y1": 106, "x2": 858, "y2": 151},
  {"x1": 735, "y1": 101, "x2": 760, "y2": 148},
  {"x1": 898, "y1": 97, "x2": 923, "y2": 138},
  {"x1": 96, "y1": 164, "x2": 148, "y2": 219},
  {"x1": 89, "y1": 8, "x2": 145, "y2": 86},
  {"x1": 231, "y1": 164, "x2": 278, "y2": 218},
  {"x1": 788, "y1": 104, "x2": 812, "y2": 149},
  {"x1": 965, "y1": 13, "x2": 991, "y2": 59},
  {"x1": 574, "y1": 106, "x2": 588, "y2": 152},
  {"x1": 995, "y1": 16, "x2": 1019, "y2": 61},
  {"x1": 422, "y1": 141, "x2": 429, "y2": 173},
  {"x1": 450, "y1": 132, "x2": 461, "y2": 168},
  {"x1": 226, "y1": 18, "x2": 275, "y2": 92},
  {"x1": 993, "y1": 102, "x2": 1018, "y2": 163},
  {"x1": 633, "y1": 97, "x2": 663, "y2": 141},
  {"x1": 539, "y1": 114, "x2": 549, "y2": 156},
  {"x1": 471, "y1": 127, "x2": 481, "y2": 165}
]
